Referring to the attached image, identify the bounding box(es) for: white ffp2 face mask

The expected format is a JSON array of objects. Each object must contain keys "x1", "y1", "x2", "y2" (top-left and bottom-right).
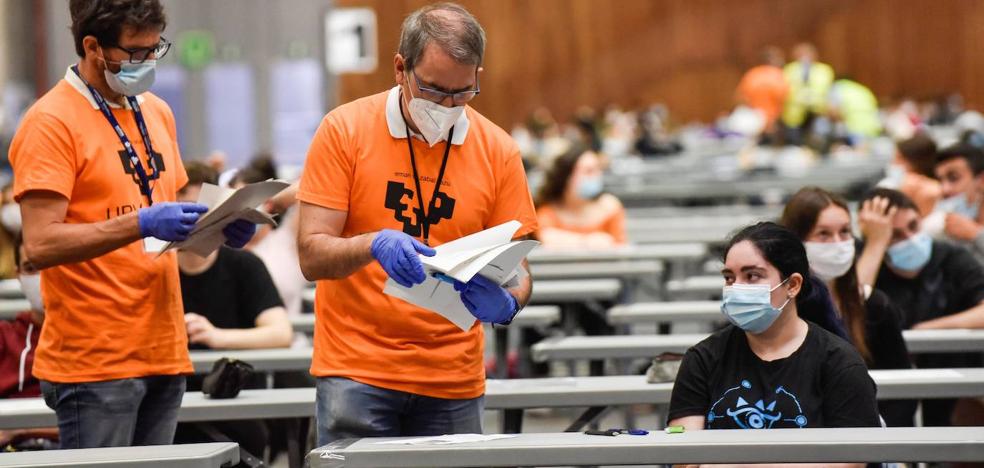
[
  {"x1": 405, "y1": 87, "x2": 464, "y2": 147},
  {"x1": 805, "y1": 240, "x2": 855, "y2": 281}
]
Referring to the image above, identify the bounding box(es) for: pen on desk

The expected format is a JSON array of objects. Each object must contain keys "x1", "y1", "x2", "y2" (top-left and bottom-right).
[{"x1": 665, "y1": 426, "x2": 685, "y2": 434}]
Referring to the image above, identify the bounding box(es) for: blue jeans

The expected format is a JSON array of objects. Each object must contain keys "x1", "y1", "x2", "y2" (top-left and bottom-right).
[
  {"x1": 316, "y1": 377, "x2": 484, "y2": 446},
  {"x1": 41, "y1": 375, "x2": 186, "y2": 449}
]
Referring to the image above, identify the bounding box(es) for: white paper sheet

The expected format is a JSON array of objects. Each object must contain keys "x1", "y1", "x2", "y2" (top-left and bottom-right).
[
  {"x1": 161, "y1": 180, "x2": 289, "y2": 257},
  {"x1": 383, "y1": 220, "x2": 539, "y2": 330},
  {"x1": 372, "y1": 434, "x2": 516, "y2": 445},
  {"x1": 869, "y1": 369, "x2": 963, "y2": 380}
]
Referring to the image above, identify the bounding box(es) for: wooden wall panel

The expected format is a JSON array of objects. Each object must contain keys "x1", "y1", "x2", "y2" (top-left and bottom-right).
[{"x1": 335, "y1": 0, "x2": 984, "y2": 130}]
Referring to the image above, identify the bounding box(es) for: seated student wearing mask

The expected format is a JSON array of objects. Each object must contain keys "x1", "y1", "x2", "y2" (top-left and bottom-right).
[
  {"x1": 856, "y1": 187, "x2": 984, "y2": 426},
  {"x1": 877, "y1": 132, "x2": 941, "y2": 217},
  {"x1": 534, "y1": 144, "x2": 626, "y2": 249},
  {"x1": 172, "y1": 162, "x2": 291, "y2": 460},
  {"x1": 931, "y1": 142, "x2": 984, "y2": 262},
  {"x1": 0, "y1": 236, "x2": 58, "y2": 450},
  {"x1": 782, "y1": 187, "x2": 915, "y2": 427},
  {"x1": 669, "y1": 222, "x2": 879, "y2": 468}
]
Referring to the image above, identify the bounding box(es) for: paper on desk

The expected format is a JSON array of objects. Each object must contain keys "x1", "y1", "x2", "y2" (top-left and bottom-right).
[
  {"x1": 869, "y1": 369, "x2": 963, "y2": 380},
  {"x1": 373, "y1": 434, "x2": 516, "y2": 445},
  {"x1": 383, "y1": 220, "x2": 539, "y2": 331},
  {"x1": 161, "y1": 180, "x2": 290, "y2": 257}
]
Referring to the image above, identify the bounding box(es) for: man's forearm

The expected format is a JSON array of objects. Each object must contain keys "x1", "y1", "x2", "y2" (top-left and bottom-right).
[
  {"x1": 25, "y1": 213, "x2": 142, "y2": 269},
  {"x1": 299, "y1": 232, "x2": 377, "y2": 281},
  {"x1": 507, "y1": 260, "x2": 532, "y2": 307},
  {"x1": 914, "y1": 303, "x2": 984, "y2": 329}
]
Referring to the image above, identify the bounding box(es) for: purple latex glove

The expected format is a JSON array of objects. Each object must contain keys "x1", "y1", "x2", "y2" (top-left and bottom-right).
[
  {"x1": 452, "y1": 274, "x2": 519, "y2": 324},
  {"x1": 223, "y1": 219, "x2": 257, "y2": 248},
  {"x1": 371, "y1": 229, "x2": 436, "y2": 287},
  {"x1": 138, "y1": 202, "x2": 208, "y2": 241}
]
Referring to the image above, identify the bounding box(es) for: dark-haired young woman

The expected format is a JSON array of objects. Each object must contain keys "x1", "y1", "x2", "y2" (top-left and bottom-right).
[
  {"x1": 668, "y1": 222, "x2": 879, "y2": 467},
  {"x1": 782, "y1": 186, "x2": 915, "y2": 427},
  {"x1": 534, "y1": 145, "x2": 626, "y2": 249}
]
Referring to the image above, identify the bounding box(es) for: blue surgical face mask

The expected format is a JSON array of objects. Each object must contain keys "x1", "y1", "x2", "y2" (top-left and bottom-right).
[
  {"x1": 887, "y1": 232, "x2": 933, "y2": 273},
  {"x1": 576, "y1": 176, "x2": 603, "y2": 200},
  {"x1": 104, "y1": 59, "x2": 157, "y2": 96},
  {"x1": 937, "y1": 193, "x2": 980, "y2": 220},
  {"x1": 720, "y1": 278, "x2": 791, "y2": 334}
]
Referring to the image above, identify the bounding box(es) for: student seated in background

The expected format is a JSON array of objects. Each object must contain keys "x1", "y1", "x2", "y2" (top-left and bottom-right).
[
  {"x1": 173, "y1": 162, "x2": 291, "y2": 460},
  {"x1": 176, "y1": 162, "x2": 292, "y2": 351},
  {"x1": 877, "y1": 132, "x2": 941, "y2": 217},
  {"x1": 534, "y1": 144, "x2": 626, "y2": 249},
  {"x1": 0, "y1": 236, "x2": 58, "y2": 449},
  {"x1": 782, "y1": 187, "x2": 915, "y2": 427},
  {"x1": 931, "y1": 142, "x2": 984, "y2": 262},
  {"x1": 856, "y1": 187, "x2": 984, "y2": 426},
  {"x1": 669, "y1": 222, "x2": 879, "y2": 468}
]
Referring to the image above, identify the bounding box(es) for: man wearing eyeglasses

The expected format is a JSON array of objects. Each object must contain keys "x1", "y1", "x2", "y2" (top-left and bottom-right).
[
  {"x1": 298, "y1": 3, "x2": 537, "y2": 444},
  {"x1": 8, "y1": 0, "x2": 255, "y2": 449}
]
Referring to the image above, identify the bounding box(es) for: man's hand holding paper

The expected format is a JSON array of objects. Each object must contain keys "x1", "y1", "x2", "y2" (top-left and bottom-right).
[
  {"x1": 452, "y1": 274, "x2": 518, "y2": 324},
  {"x1": 371, "y1": 229, "x2": 436, "y2": 287}
]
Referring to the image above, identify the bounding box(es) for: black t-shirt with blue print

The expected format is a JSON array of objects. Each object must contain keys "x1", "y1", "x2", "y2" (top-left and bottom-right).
[{"x1": 668, "y1": 321, "x2": 880, "y2": 429}]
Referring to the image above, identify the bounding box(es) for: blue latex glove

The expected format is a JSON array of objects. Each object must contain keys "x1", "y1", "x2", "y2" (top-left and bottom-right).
[
  {"x1": 223, "y1": 219, "x2": 257, "y2": 248},
  {"x1": 370, "y1": 229, "x2": 436, "y2": 288},
  {"x1": 452, "y1": 274, "x2": 519, "y2": 324},
  {"x1": 138, "y1": 202, "x2": 208, "y2": 241}
]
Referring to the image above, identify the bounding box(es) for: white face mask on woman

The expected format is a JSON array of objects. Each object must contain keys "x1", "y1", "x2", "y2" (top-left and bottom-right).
[{"x1": 804, "y1": 240, "x2": 855, "y2": 281}]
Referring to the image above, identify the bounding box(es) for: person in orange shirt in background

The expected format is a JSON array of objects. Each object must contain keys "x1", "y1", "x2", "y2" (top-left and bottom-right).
[
  {"x1": 736, "y1": 46, "x2": 789, "y2": 139},
  {"x1": 535, "y1": 144, "x2": 626, "y2": 249},
  {"x1": 297, "y1": 3, "x2": 537, "y2": 445},
  {"x1": 8, "y1": 0, "x2": 256, "y2": 449}
]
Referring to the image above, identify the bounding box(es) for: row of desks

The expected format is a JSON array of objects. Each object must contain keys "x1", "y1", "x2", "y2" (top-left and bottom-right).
[
  {"x1": 532, "y1": 329, "x2": 984, "y2": 362},
  {"x1": 183, "y1": 328, "x2": 984, "y2": 373},
  {"x1": 308, "y1": 427, "x2": 984, "y2": 467},
  {"x1": 4, "y1": 369, "x2": 982, "y2": 430},
  {"x1": 0, "y1": 443, "x2": 239, "y2": 468}
]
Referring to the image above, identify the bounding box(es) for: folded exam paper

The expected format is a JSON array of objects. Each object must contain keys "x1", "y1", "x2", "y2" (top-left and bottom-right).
[
  {"x1": 160, "y1": 180, "x2": 290, "y2": 257},
  {"x1": 383, "y1": 220, "x2": 539, "y2": 331}
]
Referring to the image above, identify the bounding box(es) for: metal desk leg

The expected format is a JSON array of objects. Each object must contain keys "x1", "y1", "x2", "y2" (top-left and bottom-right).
[
  {"x1": 501, "y1": 409, "x2": 524, "y2": 433},
  {"x1": 286, "y1": 418, "x2": 303, "y2": 468},
  {"x1": 494, "y1": 326, "x2": 509, "y2": 379}
]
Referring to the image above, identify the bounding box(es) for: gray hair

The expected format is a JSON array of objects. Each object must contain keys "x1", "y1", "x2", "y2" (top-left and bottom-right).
[{"x1": 398, "y1": 3, "x2": 486, "y2": 70}]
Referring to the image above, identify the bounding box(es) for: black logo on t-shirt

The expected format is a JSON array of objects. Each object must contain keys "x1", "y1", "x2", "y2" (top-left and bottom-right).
[
  {"x1": 384, "y1": 180, "x2": 456, "y2": 237},
  {"x1": 118, "y1": 150, "x2": 165, "y2": 186}
]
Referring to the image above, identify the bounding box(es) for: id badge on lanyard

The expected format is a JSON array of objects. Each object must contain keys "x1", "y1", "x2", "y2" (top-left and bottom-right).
[{"x1": 71, "y1": 65, "x2": 158, "y2": 207}]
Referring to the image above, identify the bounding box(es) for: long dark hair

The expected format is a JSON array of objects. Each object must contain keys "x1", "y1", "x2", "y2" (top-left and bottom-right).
[
  {"x1": 781, "y1": 187, "x2": 870, "y2": 362},
  {"x1": 724, "y1": 222, "x2": 848, "y2": 340},
  {"x1": 534, "y1": 143, "x2": 593, "y2": 207}
]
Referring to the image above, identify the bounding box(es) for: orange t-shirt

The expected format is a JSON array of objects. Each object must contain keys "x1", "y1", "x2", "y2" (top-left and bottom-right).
[
  {"x1": 536, "y1": 199, "x2": 627, "y2": 245},
  {"x1": 736, "y1": 65, "x2": 789, "y2": 124},
  {"x1": 9, "y1": 70, "x2": 190, "y2": 383},
  {"x1": 298, "y1": 87, "x2": 538, "y2": 399}
]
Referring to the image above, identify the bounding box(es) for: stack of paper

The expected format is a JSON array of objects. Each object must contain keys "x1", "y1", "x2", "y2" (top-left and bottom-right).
[
  {"x1": 383, "y1": 220, "x2": 539, "y2": 330},
  {"x1": 161, "y1": 180, "x2": 290, "y2": 257}
]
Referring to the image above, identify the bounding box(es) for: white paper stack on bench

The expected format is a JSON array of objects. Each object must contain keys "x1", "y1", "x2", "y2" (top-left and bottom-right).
[
  {"x1": 384, "y1": 220, "x2": 539, "y2": 330},
  {"x1": 161, "y1": 180, "x2": 290, "y2": 257}
]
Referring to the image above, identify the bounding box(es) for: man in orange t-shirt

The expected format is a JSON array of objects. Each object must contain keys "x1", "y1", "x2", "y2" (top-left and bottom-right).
[
  {"x1": 736, "y1": 46, "x2": 789, "y2": 134},
  {"x1": 298, "y1": 3, "x2": 537, "y2": 444},
  {"x1": 9, "y1": 0, "x2": 254, "y2": 449}
]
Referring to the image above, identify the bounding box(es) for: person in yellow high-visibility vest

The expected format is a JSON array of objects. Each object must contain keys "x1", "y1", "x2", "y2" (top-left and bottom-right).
[{"x1": 782, "y1": 43, "x2": 835, "y2": 131}]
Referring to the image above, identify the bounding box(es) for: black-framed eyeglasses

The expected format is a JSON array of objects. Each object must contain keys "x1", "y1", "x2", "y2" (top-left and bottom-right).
[
  {"x1": 105, "y1": 37, "x2": 171, "y2": 64},
  {"x1": 410, "y1": 68, "x2": 480, "y2": 106}
]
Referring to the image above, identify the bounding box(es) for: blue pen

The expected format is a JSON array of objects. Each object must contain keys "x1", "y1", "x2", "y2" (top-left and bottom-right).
[{"x1": 433, "y1": 272, "x2": 456, "y2": 284}]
